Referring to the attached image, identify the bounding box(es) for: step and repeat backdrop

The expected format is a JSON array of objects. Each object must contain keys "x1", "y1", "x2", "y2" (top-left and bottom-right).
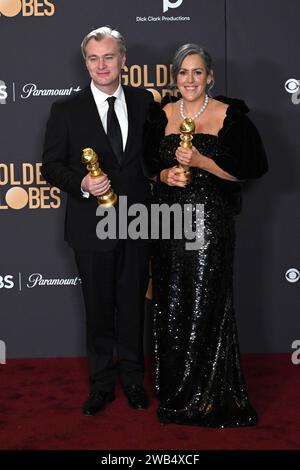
[{"x1": 0, "y1": 0, "x2": 299, "y2": 358}]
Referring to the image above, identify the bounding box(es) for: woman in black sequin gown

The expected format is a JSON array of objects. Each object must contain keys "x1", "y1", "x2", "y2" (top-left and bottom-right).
[{"x1": 145, "y1": 44, "x2": 268, "y2": 427}]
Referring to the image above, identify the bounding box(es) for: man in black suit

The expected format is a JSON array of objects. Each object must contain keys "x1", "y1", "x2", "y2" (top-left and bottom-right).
[{"x1": 41, "y1": 26, "x2": 153, "y2": 416}]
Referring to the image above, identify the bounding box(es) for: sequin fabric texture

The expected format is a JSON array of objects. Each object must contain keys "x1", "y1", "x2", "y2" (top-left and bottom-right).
[{"x1": 151, "y1": 134, "x2": 257, "y2": 427}]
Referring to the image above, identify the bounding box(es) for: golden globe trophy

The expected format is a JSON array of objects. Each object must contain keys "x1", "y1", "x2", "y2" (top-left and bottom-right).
[
  {"x1": 178, "y1": 118, "x2": 195, "y2": 184},
  {"x1": 81, "y1": 147, "x2": 117, "y2": 207}
]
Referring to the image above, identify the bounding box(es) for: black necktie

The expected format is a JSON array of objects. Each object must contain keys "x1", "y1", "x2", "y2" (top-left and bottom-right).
[{"x1": 106, "y1": 96, "x2": 123, "y2": 164}]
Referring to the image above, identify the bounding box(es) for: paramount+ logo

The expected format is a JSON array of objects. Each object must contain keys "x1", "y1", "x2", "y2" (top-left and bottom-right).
[{"x1": 0, "y1": 0, "x2": 55, "y2": 17}]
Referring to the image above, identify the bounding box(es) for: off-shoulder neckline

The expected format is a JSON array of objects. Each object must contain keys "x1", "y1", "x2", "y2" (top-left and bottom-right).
[{"x1": 163, "y1": 104, "x2": 231, "y2": 138}]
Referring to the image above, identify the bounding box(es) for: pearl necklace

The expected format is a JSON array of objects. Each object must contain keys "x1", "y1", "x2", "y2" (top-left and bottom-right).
[{"x1": 179, "y1": 94, "x2": 209, "y2": 120}]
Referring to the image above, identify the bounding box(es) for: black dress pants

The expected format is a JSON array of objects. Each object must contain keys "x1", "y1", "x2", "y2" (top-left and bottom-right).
[{"x1": 74, "y1": 240, "x2": 149, "y2": 392}]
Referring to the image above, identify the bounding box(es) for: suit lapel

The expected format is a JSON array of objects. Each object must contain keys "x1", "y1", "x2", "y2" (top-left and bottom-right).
[{"x1": 123, "y1": 86, "x2": 139, "y2": 164}]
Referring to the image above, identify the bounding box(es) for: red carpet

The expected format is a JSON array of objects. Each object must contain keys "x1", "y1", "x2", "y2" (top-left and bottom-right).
[{"x1": 0, "y1": 355, "x2": 299, "y2": 450}]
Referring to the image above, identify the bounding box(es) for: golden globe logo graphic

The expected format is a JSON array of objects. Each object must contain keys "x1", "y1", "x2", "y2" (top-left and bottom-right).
[
  {"x1": 0, "y1": 0, "x2": 21, "y2": 16},
  {"x1": 0, "y1": 163, "x2": 61, "y2": 210},
  {"x1": 121, "y1": 64, "x2": 178, "y2": 102},
  {"x1": 0, "y1": 0, "x2": 55, "y2": 17}
]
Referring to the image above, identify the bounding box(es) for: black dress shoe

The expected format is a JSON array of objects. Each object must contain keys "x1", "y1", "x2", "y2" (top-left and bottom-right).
[
  {"x1": 82, "y1": 390, "x2": 115, "y2": 416},
  {"x1": 124, "y1": 385, "x2": 149, "y2": 409}
]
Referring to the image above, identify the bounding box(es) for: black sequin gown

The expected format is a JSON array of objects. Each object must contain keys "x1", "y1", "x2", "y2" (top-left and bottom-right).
[{"x1": 152, "y1": 133, "x2": 258, "y2": 427}]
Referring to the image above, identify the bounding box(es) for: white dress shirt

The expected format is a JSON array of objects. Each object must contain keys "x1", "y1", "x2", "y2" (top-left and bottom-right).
[
  {"x1": 81, "y1": 81, "x2": 128, "y2": 198},
  {"x1": 90, "y1": 80, "x2": 128, "y2": 150}
]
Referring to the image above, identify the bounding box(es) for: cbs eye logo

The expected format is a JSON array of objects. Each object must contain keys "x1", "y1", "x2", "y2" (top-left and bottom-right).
[
  {"x1": 285, "y1": 268, "x2": 300, "y2": 283},
  {"x1": 0, "y1": 0, "x2": 55, "y2": 17},
  {"x1": 285, "y1": 79, "x2": 300, "y2": 94}
]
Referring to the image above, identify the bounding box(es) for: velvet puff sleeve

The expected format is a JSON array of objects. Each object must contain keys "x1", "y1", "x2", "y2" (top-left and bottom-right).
[
  {"x1": 213, "y1": 96, "x2": 268, "y2": 180},
  {"x1": 142, "y1": 99, "x2": 168, "y2": 178}
]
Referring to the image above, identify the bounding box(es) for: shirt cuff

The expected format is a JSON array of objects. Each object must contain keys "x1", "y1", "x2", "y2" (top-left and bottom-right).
[{"x1": 81, "y1": 186, "x2": 90, "y2": 199}]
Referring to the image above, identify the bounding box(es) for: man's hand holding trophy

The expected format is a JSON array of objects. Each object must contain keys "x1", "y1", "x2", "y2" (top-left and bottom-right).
[{"x1": 81, "y1": 147, "x2": 117, "y2": 207}]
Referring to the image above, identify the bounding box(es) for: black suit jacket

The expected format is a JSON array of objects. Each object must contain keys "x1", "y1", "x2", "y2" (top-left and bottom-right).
[{"x1": 41, "y1": 85, "x2": 153, "y2": 251}]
